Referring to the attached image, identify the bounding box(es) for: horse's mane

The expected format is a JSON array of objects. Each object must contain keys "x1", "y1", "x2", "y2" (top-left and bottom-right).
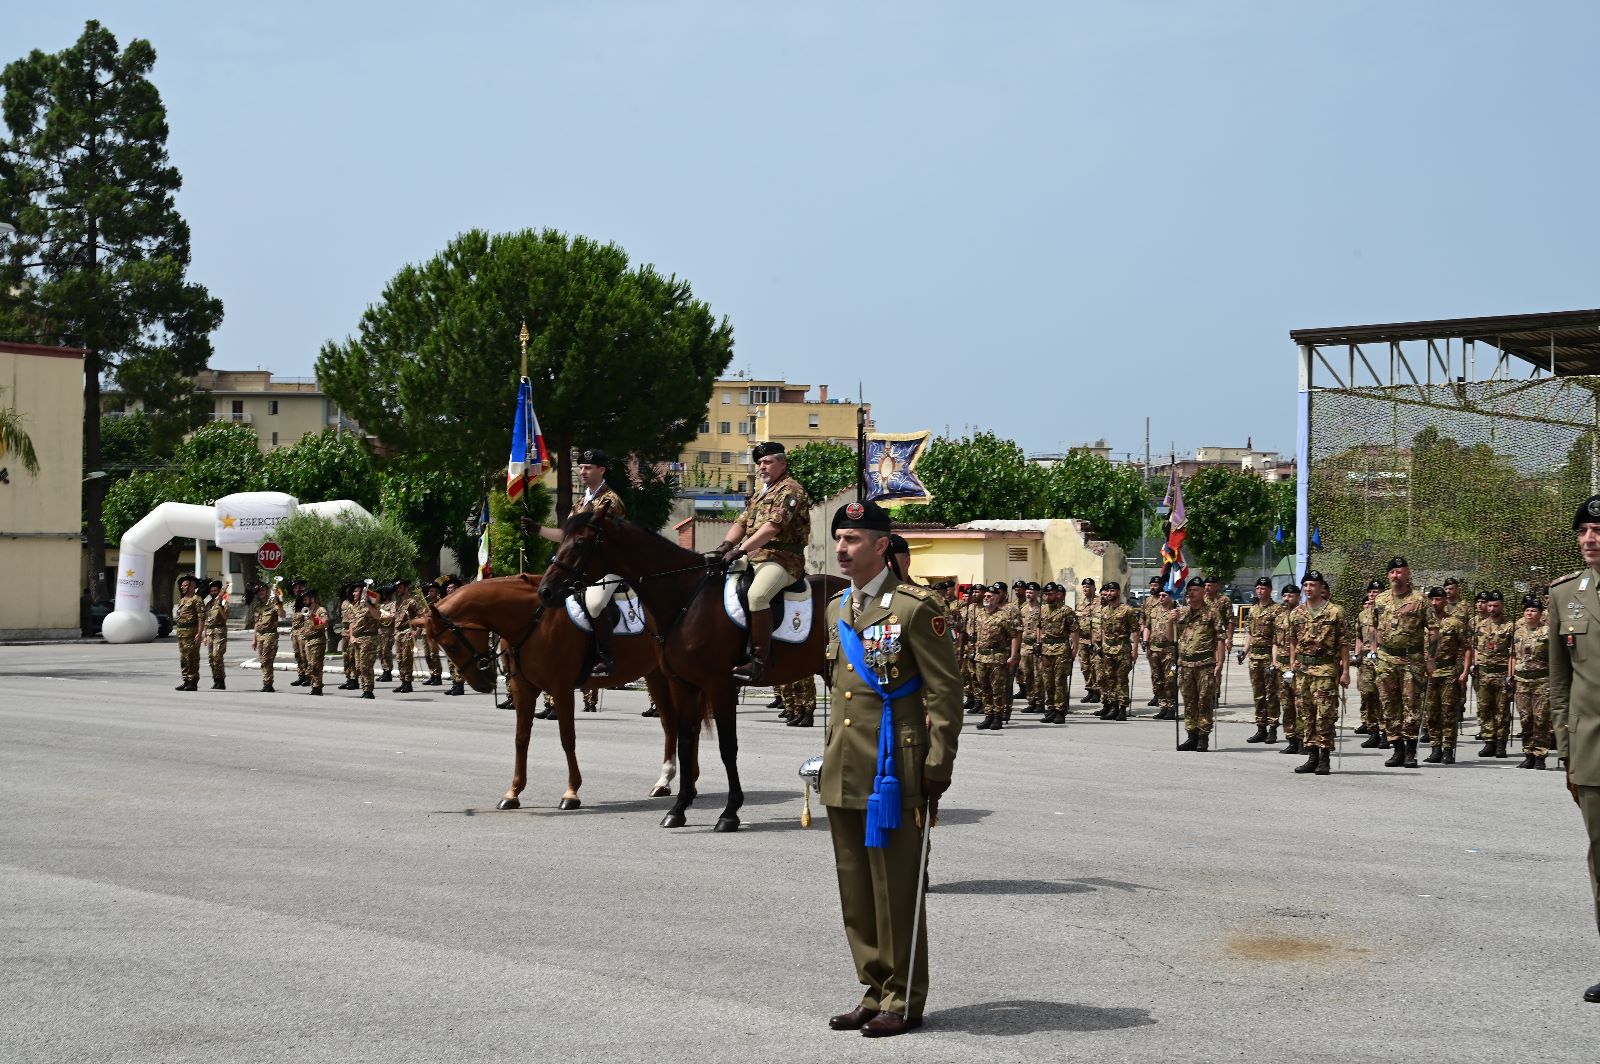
[{"x1": 561, "y1": 509, "x2": 705, "y2": 566}]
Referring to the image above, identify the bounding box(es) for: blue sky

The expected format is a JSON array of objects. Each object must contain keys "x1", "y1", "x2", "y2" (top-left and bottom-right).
[{"x1": 9, "y1": 2, "x2": 1598, "y2": 460}]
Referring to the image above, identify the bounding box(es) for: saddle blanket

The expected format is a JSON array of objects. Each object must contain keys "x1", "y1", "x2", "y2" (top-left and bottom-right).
[
  {"x1": 723, "y1": 574, "x2": 813, "y2": 644},
  {"x1": 565, "y1": 588, "x2": 648, "y2": 636}
]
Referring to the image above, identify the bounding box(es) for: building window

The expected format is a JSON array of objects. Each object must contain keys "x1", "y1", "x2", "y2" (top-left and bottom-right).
[
  {"x1": 721, "y1": 392, "x2": 732, "y2": 405},
  {"x1": 750, "y1": 386, "x2": 778, "y2": 404},
  {"x1": 1007, "y1": 546, "x2": 1030, "y2": 563},
  {"x1": 697, "y1": 451, "x2": 712, "y2": 464},
  {"x1": 737, "y1": 420, "x2": 748, "y2": 434},
  {"x1": 700, "y1": 420, "x2": 710, "y2": 433},
  {"x1": 718, "y1": 421, "x2": 731, "y2": 434},
  {"x1": 231, "y1": 399, "x2": 244, "y2": 414},
  {"x1": 808, "y1": 413, "x2": 820, "y2": 429},
  {"x1": 720, "y1": 451, "x2": 732, "y2": 464},
  {"x1": 268, "y1": 400, "x2": 279, "y2": 415},
  {"x1": 736, "y1": 480, "x2": 746, "y2": 492},
  {"x1": 271, "y1": 431, "x2": 279, "y2": 446}
]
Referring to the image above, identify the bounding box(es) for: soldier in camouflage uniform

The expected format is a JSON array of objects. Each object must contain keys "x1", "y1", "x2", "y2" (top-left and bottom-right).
[
  {"x1": 1474, "y1": 590, "x2": 1516, "y2": 758},
  {"x1": 202, "y1": 579, "x2": 229, "y2": 690},
  {"x1": 1355, "y1": 580, "x2": 1385, "y2": 744},
  {"x1": 1203, "y1": 577, "x2": 1234, "y2": 715},
  {"x1": 421, "y1": 581, "x2": 445, "y2": 685},
  {"x1": 1175, "y1": 577, "x2": 1225, "y2": 751},
  {"x1": 1285, "y1": 569, "x2": 1348, "y2": 775},
  {"x1": 348, "y1": 581, "x2": 381, "y2": 699},
  {"x1": 1373, "y1": 557, "x2": 1432, "y2": 769},
  {"x1": 1039, "y1": 582, "x2": 1078, "y2": 723},
  {"x1": 1096, "y1": 582, "x2": 1138, "y2": 721},
  {"x1": 1512, "y1": 595, "x2": 1551, "y2": 768},
  {"x1": 972, "y1": 582, "x2": 1019, "y2": 731},
  {"x1": 1141, "y1": 577, "x2": 1164, "y2": 706},
  {"x1": 301, "y1": 588, "x2": 328, "y2": 694},
  {"x1": 172, "y1": 575, "x2": 202, "y2": 692},
  {"x1": 1077, "y1": 578, "x2": 1101, "y2": 704},
  {"x1": 1018, "y1": 582, "x2": 1044, "y2": 711},
  {"x1": 376, "y1": 583, "x2": 397, "y2": 683},
  {"x1": 387, "y1": 577, "x2": 422, "y2": 693},
  {"x1": 1273, "y1": 584, "x2": 1303, "y2": 755},
  {"x1": 1243, "y1": 577, "x2": 1282, "y2": 744},
  {"x1": 287, "y1": 577, "x2": 310, "y2": 686},
  {"x1": 1423, "y1": 586, "x2": 1473, "y2": 764},
  {"x1": 246, "y1": 582, "x2": 285, "y2": 692},
  {"x1": 1467, "y1": 590, "x2": 1490, "y2": 737},
  {"x1": 777, "y1": 677, "x2": 817, "y2": 727},
  {"x1": 1144, "y1": 588, "x2": 1179, "y2": 720},
  {"x1": 957, "y1": 585, "x2": 984, "y2": 712},
  {"x1": 338, "y1": 582, "x2": 360, "y2": 690}
]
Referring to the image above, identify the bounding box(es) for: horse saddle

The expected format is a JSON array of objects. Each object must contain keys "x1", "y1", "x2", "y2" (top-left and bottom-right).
[
  {"x1": 564, "y1": 585, "x2": 647, "y2": 636},
  {"x1": 722, "y1": 565, "x2": 813, "y2": 644}
]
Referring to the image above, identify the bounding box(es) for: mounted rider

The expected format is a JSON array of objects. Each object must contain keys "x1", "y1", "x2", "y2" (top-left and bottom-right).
[
  {"x1": 710, "y1": 441, "x2": 813, "y2": 683},
  {"x1": 527, "y1": 447, "x2": 627, "y2": 678}
]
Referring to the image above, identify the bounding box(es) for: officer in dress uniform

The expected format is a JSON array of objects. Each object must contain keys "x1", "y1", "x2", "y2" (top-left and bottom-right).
[
  {"x1": 822, "y1": 499, "x2": 961, "y2": 1037},
  {"x1": 1547, "y1": 495, "x2": 1600, "y2": 1004}
]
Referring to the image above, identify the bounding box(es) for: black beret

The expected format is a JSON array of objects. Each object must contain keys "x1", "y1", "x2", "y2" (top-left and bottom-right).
[
  {"x1": 1427, "y1": 586, "x2": 1445, "y2": 598},
  {"x1": 393, "y1": 576, "x2": 410, "y2": 587},
  {"x1": 1202, "y1": 575, "x2": 1218, "y2": 584},
  {"x1": 1575, "y1": 495, "x2": 1600, "y2": 529},
  {"x1": 1012, "y1": 579, "x2": 1027, "y2": 589},
  {"x1": 1366, "y1": 579, "x2": 1385, "y2": 591},
  {"x1": 1443, "y1": 577, "x2": 1460, "y2": 587},
  {"x1": 1282, "y1": 583, "x2": 1301, "y2": 594},
  {"x1": 577, "y1": 447, "x2": 609, "y2": 468},
  {"x1": 751, "y1": 441, "x2": 786, "y2": 462},
  {"x1": 1302, "y1": 569, "x2": 1327, "y2": 586},
  {"x1": 206, "y1": 578, "x2": 223, "y2": 590},
  {"x1": 987, "y1": 581, "x2": 1007, "y2": 593},
  {"x1": 831, "y1": 499, "x2": 892, "y2": 534},
  {"x1": 1486, "y1": 590, "x2": 1503, "y2": 602},
  {"x1": 1042, "y1": 582, "x2": 1060, "y2": 593},
  {"x1": 1025, "y1": 581, "x2": 1040, "y2": 591},
  {"x1": 1081, "y1": 578, "x2": 1096, "y2": 587},
  {"x1": 1387, "y1": 556, "x2": 1409, "y2": 570},
  {"x1": 1254, "y1": 577, "x2": 1272, "y2": 588},
  {"x1": 1185, "y1": 577, "x2": 1204, "y2": 590},
  {"x1": 930, "y1": 579, "x2": 955, "y2": 591},
  {"x1": 1103, "y1": 581, "x2": 1120, "y2": 592},
  {"x1": 888, "y1": 534, "x2": 910, "y2": 555},
  {"x1": 1474, "y1": 590, "x2": 1488, "y2": 602},
  {"x1": 1149, "y1": 576, "x2": 1162, "y2": 584},
  {"x1": 1522, "y1": 594, "x2": 1543, "y2": 609}
]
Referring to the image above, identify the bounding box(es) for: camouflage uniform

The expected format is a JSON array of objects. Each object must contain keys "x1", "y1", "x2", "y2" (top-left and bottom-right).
[
  {"x1": 1424, "y1": 611, "x2": 1472, "y2": 752},
  {"x1": 247, "y1": 596, "x2": 283, "y2": 688},
  {"x1": 1245, "y1": 602, "x2": 1282, "y2": 727},
  {"x1": 1373, "y1": 587, "x2": 1431, "y2": 742},
  {"x1": 1286, "y1": 601, "x2": 1348, "y2": 749},
  {"x1": 1206, "y1": 595, "x2": 1234, "y2": 711},
  {"x1": 1273, "y1": 604, "x2": 1299, "y2": 740},
  {"x1": 1145, "y1": 600, "x2": 1178, "y2": 713},
  {"x1": 303, "y1": 604, "x2": 328, "y2": 690},
  {"x1": 290, "y1": 597, "x2": 308, "y2": 683},
  {"x1": 1039, "y1": 601, "x2": 1077, "y2": 710},
  {"x1": 1357, "y1": 603, "x2": 1380, "y2": 730},
  {"x1": 173, "y1": 591, "x2": 203, "y2": 686},
  {"x1": 203, "y1": 593, "x2": 229, "y2": 685},
  {"x1": 390, "y1": 593, "x2": 423, "y2": 684},
  {"x1": 1019, "y1": 599, "x2": 1044, "y2": 707},
  {"x1": 955, "y1": 596, "x2": 982, "y2": 706},
  {"x1": 1514, "y1": 614, "x2": 1551, "y2": 756},
  {"x1": 1473, "y1": 615, "x2": 1515, "y2": 742},
  {"x1": 341, "y1": 599, "x2": 359, "y2": 684},
  {"x1": 972, "y1": 606, "x2": 1017, "y2": 725},
  {"x1": 1077, "y1": 594, "x2": 1101, "y2": 701},
  {"x1": 1097, "y1": 601, "x2": 1139, "y2": 710},
  {"x1": 776, "y1": 678, "x2": 817, "y2": 717},
  {"x1": 349, "y1": 594, "x2": 380, "y2": 694},
  {"x1": 1175, "y1": 601, "x2": 1222, "y2": 738},
  {"x1": 377, "y1": 596, "x2": 396, "y2": 678}
]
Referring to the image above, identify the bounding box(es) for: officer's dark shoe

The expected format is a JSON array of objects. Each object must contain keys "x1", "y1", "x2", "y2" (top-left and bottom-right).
[
  {"x1": 379, "y1": 671, "x2": 392, "y2": 683},
  {"x1": 1424, "y1": 744, "x2": 1444, "y2": 764},
  {"x1": 828, "y1": 1006, "x2": 880, "y2": 1031},
  {"x1": 1442, "y1": 745, "x2": 1456, "y2": 764},
  {"x1": 1177, "y1": 730, "x2": 1199, "y2": 751},
  {"x1": 309, "y1": 687, "x2": 322, "y2": 696},
  {"x1": 1246, "y1": 725, "x2": 1269, "y2": 744},
  {"x1": 789, "y1": 713, "x2": 814, "y2": 728},
  {"x1": 361, "y1": 689, "x2": 375, "y2": 700},
  {"x1": 1315, "y1": 748, "x2": 1332, "y2": 775},
  {"x1": 423, "y1": 676, "x2": 443, "y2": 686},
  {"x1": 1517, "y1": 754, "x2": 1535, "y2": 769},
  {"x1": 642, "y1": 704, "x2": 659, "y2": 717},
  {"x1": 1281, "y1": 738, "x2": 1302, "y2": 755},
  {"x1": 447, "y1": 682, "x2": 465, "y2": 696},
  {"x1": 1403, "y1": 739, "x2": 1419, "y2": 768},
  {"x1": 1196, "y1": 732, "x2": 1210, "y2": 752},
  {"x1": 1532, "y1": 755, "x2": 1548, "y2": 770},
  {"x1": 1354, "y1": 723, "x2": 1370, "y2": 735},
  {"x1": 1583, "y1": 981, "x2": 1600, "y2": 1003},
  {"x1": 1384, "y1": 742, "x2": 1406, "y2": 768},
  {"x1": 395, "y1": 682, "x2": 413, "y2": 693},
  {"x1": 1478, "y1": 740, "x2": 1497, "y2": 757},
  {"x1": 1496, "y1": 739, "x2": 1510, "y2": 759},
  {"x1": 861, "y1": 1012, "x2": 921, "y2": 1038}
]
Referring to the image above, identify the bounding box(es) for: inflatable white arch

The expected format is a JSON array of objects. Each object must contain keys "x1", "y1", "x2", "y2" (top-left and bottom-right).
[{"x1": 104, "y1": 491, "x2": 375, "y2": 643}]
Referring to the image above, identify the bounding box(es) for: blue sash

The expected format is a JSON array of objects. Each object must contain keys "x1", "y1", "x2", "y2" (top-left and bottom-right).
[{"x1": 837, "y1": 589, "x2": 924, "y2": 848}]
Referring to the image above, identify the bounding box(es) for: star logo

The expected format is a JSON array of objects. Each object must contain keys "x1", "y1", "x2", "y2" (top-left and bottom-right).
[
  {"x1": 221, "y1": 514, "x2": 237, "y2": 529},
  {"x1": 125, "y1": 569, "x2": 134, "y2": 578}
]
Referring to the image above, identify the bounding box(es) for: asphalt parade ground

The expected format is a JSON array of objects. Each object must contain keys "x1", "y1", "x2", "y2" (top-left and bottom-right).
[{"x1": 3, "y1": 641, "x2": 1595, "y2": 1064}]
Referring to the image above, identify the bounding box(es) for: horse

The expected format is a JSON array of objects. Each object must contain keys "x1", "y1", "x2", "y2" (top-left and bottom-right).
[
  {"x1": 539, "y1": 508, "x2": 847, "y2": 832},
  {"x1": 414, "y1": 574, "x2": 681, "y2": 811}
]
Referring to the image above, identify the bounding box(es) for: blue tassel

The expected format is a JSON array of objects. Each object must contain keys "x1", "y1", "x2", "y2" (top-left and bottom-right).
[
  {"x1": 878, "y1": 775, "x2": 901, "y2": 830},
  {"x1": 864, "y1": 792, "x2": 886, "y2": 848}
]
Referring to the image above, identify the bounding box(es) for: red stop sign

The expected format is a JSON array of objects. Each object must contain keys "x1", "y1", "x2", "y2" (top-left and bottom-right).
[{"x1": 257, "y1": 541, "x2": 283, "y2": 570}]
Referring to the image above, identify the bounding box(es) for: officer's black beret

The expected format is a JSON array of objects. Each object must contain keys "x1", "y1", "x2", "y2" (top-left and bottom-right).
[
  {"x1": 1255, "y1": 577, "x2": 1272, "y2": 588},
  {"x1": 1366, "y1": 579, "x2": 1386, "y2": 591},
  {"x1": 1149, "y1": 576, "x2": 1163, "y2": 584},
  {"x1": 578, "y1": 447, "x2": 609, "y2": 468},
  {"x1": 1103, "y1": 581, "x2": 1120, "y2": 592},
  {"x1": 1474, "y1": 590, "x2": 1489, "y2": 602},
  {"x1": 1302, "y1": 570, "x2": 1327, "y2": 586},
  {"x1": 930, "y1": 579, "x2": 956, "y2": 591},
  {"x1": 1575, "y1": 495, "x2": 1600, "y2": 529},
  {"x1": 1426, "y1": 586, "x2": 1445, "y2": 598},
  {"x1": 1522, "y1": 594, "x2": 1543, "y2": 609},
  {"x1": 1443, "y1": 576, "x2": 1460, "y2": 587},
  {"x1": 888, "y1": 533, "x2": 910, "y2": 555},
  {"x1": 1486, "y1": 590, "x2": 1503, "y2": 602},
  {"x1": 987, "y1": 581, "x2": 1007, "y2": 593},
  {"x1": 751, "y1": 441, "x2": 786, "y2": 462},
  {"x1": 831, "y1": 499, "x2": 892, "y2": 534},
  {"x1": 1185, "y1": 577, "x2": 1204, "y2": 590},
  {"x1": 1387, "y1": 556, "x2": 1409, "y2": 570},
  {"x1": 1282, "y1": 583, "x2": 1301, "y2": 594}
]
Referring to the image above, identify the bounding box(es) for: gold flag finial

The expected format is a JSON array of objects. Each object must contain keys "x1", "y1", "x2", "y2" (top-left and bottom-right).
[{"x1": 518, "y1": 321, "x2": 529, "y2": 379}]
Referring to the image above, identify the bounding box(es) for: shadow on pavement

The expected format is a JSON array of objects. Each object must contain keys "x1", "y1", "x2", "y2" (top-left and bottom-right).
[
  {"x1": 928, "y1": 879, "x2": 1094, "y2": 896},
  {"x1": 930, "y1": 998, "x2": 1156, "y2": 1035}
]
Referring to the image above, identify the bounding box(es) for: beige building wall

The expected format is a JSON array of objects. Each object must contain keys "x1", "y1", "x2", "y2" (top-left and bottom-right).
[
  {"x1": 108, "y1": 369, "x2": 360, "y2": 453},
  {"x1": 0, "y1": 342, "x2": 85, "y2": 638},
  {"x1": 680, "y1": 378, "x2": 869, "y2": 492}
]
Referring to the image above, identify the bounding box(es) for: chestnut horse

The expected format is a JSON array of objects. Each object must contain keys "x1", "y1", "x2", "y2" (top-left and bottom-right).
[
  {"x1": 414, "y1": 574, "x2": 681, "y2": 811},
  {"x1": 539, "y1": 510, "x2": 846, "y2": 832}
]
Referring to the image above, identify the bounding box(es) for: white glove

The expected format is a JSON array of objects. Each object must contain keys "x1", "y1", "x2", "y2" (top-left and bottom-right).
[{"x1": 1281, "y1": 669, "x2": 1295, "y2": 682}]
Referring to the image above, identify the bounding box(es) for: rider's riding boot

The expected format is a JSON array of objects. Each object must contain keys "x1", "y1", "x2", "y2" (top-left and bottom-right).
[
  {"x1": 732, "y1": 610, "x2": 772, "y2": 683},
  {"x1": 589, "y1": 610, "x2": 618, "y2": 679}
]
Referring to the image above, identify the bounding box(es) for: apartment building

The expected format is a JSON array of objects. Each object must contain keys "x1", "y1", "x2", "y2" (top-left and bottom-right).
[
  {"x1": 678, "y1": 377, "x2": 870, "y2": 494},
  {"x1": 192, "y1": 369, "x2": 363, "y2": 451}
]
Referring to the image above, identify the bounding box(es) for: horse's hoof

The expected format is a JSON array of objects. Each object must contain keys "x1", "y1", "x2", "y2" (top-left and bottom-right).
[
  {"x1": 649, "y1": 785, "x2": 672, "y2": 798},
  {"x1": 714, "y1": 816, "x2": 741, "y2": 833},
  {"x1": 558, "y1": 797, "x2": 582, "y2": 811},
  {"x1": 496, "y1": 798, "x2": 520, "y2": 810},
  {"x1": 660, "y1": 811, "x2": 687, "y2": 829}
]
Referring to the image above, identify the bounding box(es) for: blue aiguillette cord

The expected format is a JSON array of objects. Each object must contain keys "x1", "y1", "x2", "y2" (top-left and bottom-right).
[{"x1": 837, "y1": 589, "x2": 923, "y2": 848}]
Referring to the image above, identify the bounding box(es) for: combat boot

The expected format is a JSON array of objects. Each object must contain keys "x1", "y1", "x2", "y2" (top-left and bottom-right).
[
  {"x1": 1517, "y1": 753, "x2": 1535, "y2": 769},
  {"x1": 1359, "y1": 730, "x2": 1382, "y2": 749},
  {"x1": 964, "y1": 694, "x2": 975, "y2": 710},
  {"x1": 993, "y1": 713, "x2": 1005, "y2": 730},
  {"x1": 176, "y1": 681, "x2": 191, "y2": 691},
  {"x1": 1424, "y1": 744, "x2": 1444, "y2": 764},
  {"x1": 423, "y1": 676, "x2": 443, "y2": 686},
  {"x1": 1532, "y1": 755, "x2": 1548, "y2": 770},
  {"x1": 339, "y1": 679, "x2": 358, "y2": 691},
  {"x1": 1377, "y1": 735, "x2": 1392, "y2": 749},
  {"x1": 535, "y1": 704, "x2": 555, "y2": 719},
  {"x1": 1246, "y1": 725, "x2": 1269, "y2": 744},
  {"x1": 1177, "y1": 730, "x2": 1199, "y2": 751},
  {"x1": 1418, "y1": 725, "x2": 1430, "y2": 744},
  {"x1": 261, "y1": 683, "x2": 275, "y2": 693},
  {"x1": 1280, "y1": 737, "x2": 1301, "y2": 755},
  {"x1": 1084, "y1": 690, "x2": 1100, "y2": 704},
  {"x1": 447, "y1": 681, "x2": 465, "y2": 696},
  {"x1": 362, "y1": 690, "x2": 375, "y2": 700},
  {"x1": 1403, "y1": 739, "x2": 1420, "y2": 768},
  {"x1": 778, "y1": 706, "x2": 796, "y2": 721},
  {"x1": 1384, "y1": 741, "x2": 1406, "y2": 768},
  {"x1": 1294, "y1": 746, "x2": 1320, "y2": 773},
  {"x1": 212, "y1": 680, "x2": 225, "y2": 690},
  {"x1": 1314, "y1": 748, "x2": 1332, "y2": 775},
  {"x1": 1111, "y1": 705, "x2": 1127, "y2": 721},
  {"x1": 1478, "y1": 739, "x2": 1497, "y2": 757},
  {"x1": 1496, "y1": 739, "x2": 1510, "y2": 759},
  {"x1": 290, "y1": 677, "x2": 306, "y2": 687},
  {"x1": 788, "y1": 711, "x2": 814, "y2": 728},
  {"x1": 379, "y1": 670, "x2": 392, "y2": 683},
  {"x1": 1196, "y1": 732, "x2": 1210, "y2": 752},
  {"x1": 1266, "y1": 726, "x2": 1279, "y2": 744},
  {"x1": 974, "y1": 713, "x2": 992, "y2": 731},
  {"x1": 1442, "y1": 744, "x2": 1457, "y2": 764},
  {"x1": 1147, "y1": 696, "x2": 1160, "y2": 707},
  {"x1": 394, "y1": 682, "x2": 413, "y2": 693},
  {"x1": 309, "y1": 686, "x2": 322, "y2": 696},
  {"x1": 497, "y1": 697, "x2": 515, "y2": 710},
  {"x1": 1354, "y1": 723, "x2": 1370, "y2": 735}
]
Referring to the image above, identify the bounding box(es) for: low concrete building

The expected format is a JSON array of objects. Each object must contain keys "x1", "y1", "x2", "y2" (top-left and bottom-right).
[
  {"x1": 0, "y1": 340, "x2": 86, "y2": 639},
  {"x1": 897, "y1": 520, "x2": 1130, "y2": 606}
]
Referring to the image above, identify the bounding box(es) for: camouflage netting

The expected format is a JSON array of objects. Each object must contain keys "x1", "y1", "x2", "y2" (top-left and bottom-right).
[{"x1": 1308, "y1": 375, "x2": 1599, "y2": 613}]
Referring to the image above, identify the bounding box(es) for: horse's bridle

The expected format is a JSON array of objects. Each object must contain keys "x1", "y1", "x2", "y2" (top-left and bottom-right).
[{"x1": 431, "y1": 595, "x2": 547, "y2": 682}]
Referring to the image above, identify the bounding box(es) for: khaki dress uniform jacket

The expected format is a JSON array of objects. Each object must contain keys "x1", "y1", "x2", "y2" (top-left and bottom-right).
[{"x1": 1549, "y1": 568, "x2": 1600, "y2": 941}]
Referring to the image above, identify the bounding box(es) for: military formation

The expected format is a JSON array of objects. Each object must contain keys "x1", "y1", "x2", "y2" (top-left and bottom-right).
[{"x1": 168, "y1": 572, "x2": 475, "y2": 698}]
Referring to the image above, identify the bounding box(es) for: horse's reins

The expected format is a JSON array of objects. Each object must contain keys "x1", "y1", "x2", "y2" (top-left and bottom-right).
[{"x1": 433, "y1": 595, "x2": 547, "y2": 682}]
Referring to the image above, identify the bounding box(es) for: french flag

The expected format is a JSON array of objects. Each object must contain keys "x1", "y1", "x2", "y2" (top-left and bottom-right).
[
  {"x1": 506, "y1": 377, "x2": 548, "y2": 502},
  {"x1": 1160, "y1": 471, "x2": 1189, "y2": 595}
]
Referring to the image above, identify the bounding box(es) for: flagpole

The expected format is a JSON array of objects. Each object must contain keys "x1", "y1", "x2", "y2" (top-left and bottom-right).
[
  {"x1": 518, "y1": 321, "x2": 530, "y2": 575},
  {"x1": 856, "y1": 388, "x2": 867, "y2": 502}
]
